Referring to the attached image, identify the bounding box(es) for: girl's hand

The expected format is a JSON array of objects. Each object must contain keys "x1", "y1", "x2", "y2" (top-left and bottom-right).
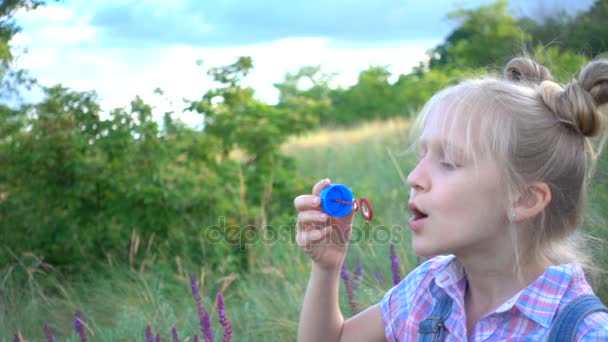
[{"x1": 294, "y1": 178, "x2": 355, "y2": 272}]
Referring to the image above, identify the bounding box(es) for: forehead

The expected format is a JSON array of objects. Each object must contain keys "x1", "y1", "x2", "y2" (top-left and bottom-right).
[
  {"x1": 419, "y1": 100, "x2": 478, "y2": 149},
  {"x1": 410, "y1": 81, "x2": 506, "y2": 163}
]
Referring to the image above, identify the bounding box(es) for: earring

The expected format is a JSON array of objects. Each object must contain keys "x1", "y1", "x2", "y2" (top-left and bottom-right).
[{"x1": 511, "y1": 212, "x2": 517, "y2": 220}]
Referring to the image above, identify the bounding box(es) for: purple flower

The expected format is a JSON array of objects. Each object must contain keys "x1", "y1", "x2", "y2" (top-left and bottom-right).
[
  {"x1": 43, "y1": 323, "x2": 56, "y2": 342},
  {"x1": 13, "y1": 333, "x2": 21, "y2": 342},
  {"x1": 217, "y1": 292, "x2": 233, "y2": 342},
  {"x1": 74, "y1": 310, "x2": 88, "y2": 342},
  {"x1": 190, "y1": 273, "x2": 214, "y2": 342},
  {"x1": 353, "y1": 261, "x2": 363, "y2": 290},
  {"x1": 171, "y1": 327, "x2": 180, "y2": 342},
  {"x1": 156, "y1": 332, "x2": 161, "y2": 342},
  {"x1": 340, "y1": 262, "x2": 358, "y2": 315},
  {"x1": 390, "y1": 243, "x2": 401, "y2": 286},
  {"x1": 193, "y1": 335, "x2": 200, "y2": 342},
  {"x1": 145, "y1": 325, "x2": 154, "y2": 342}
]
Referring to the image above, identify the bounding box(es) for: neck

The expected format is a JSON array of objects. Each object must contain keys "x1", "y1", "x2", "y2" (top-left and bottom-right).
[{"x1": 458, "y1": 250, "x2": 551, "y2": 316}]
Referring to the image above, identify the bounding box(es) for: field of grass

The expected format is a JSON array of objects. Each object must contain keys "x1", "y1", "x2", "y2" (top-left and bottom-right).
[
  {"x1": 2, "y1": 116, "x2": 607, "y2": 340},
  {"x1": 0, "y1": 118, "x2": 418, "y2": 340}
]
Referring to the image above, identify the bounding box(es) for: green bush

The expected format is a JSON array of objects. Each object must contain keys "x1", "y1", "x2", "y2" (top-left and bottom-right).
[{"x1": 0, "y1": 58, "x2": 315, "y2": 273}]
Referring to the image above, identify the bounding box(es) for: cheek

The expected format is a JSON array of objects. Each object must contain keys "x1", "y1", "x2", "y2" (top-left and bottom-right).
[
  {"x1": 434, "y1": 180, "x2": 475, "y2": 209},
  {"x1": 429, "y1": 189, "x2": 475, "y2": 230},
  {"x1": 464, "y1": 182, "x2": 507, "y2": 226},
  {"x1": 433, "y1": 178, "x2": 504, "y2": 222}
]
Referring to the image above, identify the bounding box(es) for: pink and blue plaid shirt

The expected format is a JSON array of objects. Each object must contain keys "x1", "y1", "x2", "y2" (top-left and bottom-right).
[{"x1": 381, "y1": 255, "x2": 608, "y2": 341}]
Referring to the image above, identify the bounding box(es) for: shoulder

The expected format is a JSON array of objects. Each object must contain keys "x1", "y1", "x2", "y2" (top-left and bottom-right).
[
  {"x1": 382, "y1": 254, "x2": 454, "y2": 305},
  {"x1": 380, "y1": 256, "x2": 454, "y2": 323},
  {"x1": 549, "y1": 267, "x2": 608, "y2": 342},
  {"x1": 556, "y1": 265, "x2": 608, "y2": 340},
  {"x1": 380, "y1": 255, "x2": 455, "y2": 341},
  {"x1": 577, "y1": 310, "x2": 608, "y2": 341}
]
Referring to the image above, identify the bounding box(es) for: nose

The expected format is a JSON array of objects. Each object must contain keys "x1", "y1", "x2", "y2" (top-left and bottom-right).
[{"x1": 407, "y1": 158, "x2": 430, "y2": 193}]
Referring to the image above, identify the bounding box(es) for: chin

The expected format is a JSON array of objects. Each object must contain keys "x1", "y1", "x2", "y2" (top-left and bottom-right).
[
  {"x1": 412, "y1": 238, "x2": 450, "y2": 258},
  {"x1": 411, "y1": 240, "x2": 436, "y2": 258}
]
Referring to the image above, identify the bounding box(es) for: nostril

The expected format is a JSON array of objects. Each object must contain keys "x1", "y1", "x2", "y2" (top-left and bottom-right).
[{"x1": 407, "y1": 171, "x2": 429, "y2": 192}]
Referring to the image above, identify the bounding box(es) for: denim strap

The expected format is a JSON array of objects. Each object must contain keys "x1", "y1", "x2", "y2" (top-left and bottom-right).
[
  {"x1": 547, "y1": 294, "x2": 608, "y2": 342},
  {"x1": 418, "y1": 291, "x2": 453, "y2": 342}
]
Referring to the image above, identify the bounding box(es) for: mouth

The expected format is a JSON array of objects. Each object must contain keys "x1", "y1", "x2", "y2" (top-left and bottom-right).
[
  {"x1": 408, "y1": 202, "x2": 428, "y2": 230},
  {"x1": 408, "y1": 202, "x2": 428, "y2": 220}
]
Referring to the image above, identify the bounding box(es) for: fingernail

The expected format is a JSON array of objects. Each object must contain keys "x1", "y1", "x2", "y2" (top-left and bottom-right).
[
  {"x1": 312, "y1": 197, "x2": 320, "y2": 205},
  {"x1": 319, "y1": 213, "x2": 328, "y2": 221}
]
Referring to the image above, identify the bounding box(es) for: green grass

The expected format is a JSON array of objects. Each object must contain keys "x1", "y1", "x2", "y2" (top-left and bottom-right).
[{"x1": 2, "y1": 117, "x2": 607, "y2": 340}]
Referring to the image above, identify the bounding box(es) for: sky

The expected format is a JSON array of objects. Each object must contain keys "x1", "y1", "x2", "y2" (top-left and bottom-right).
[{"x1": 10, "y1": 0, "x2": 594, "y2": 127}]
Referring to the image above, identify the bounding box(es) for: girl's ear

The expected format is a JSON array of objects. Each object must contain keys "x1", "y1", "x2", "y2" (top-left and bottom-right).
[{"x1": 511, "y1": 182, "x2": 552, "y2": 222}]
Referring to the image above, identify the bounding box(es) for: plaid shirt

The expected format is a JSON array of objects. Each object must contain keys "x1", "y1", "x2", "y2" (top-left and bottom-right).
[{"x1": 381, "y1": 255, "x2": 608, "y2": 341}]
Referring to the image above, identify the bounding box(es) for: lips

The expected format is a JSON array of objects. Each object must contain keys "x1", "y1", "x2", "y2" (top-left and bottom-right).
[
  {"x1": 408, "y1": 201, "x2": 428, "y2": 231},
  {"x1": 408, "y1": 202, "x2": 428, "y2": 218}
]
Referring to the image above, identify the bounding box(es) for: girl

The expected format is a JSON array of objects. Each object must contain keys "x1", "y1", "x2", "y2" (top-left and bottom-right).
[{"x1": 293, "y1": 57, "x2": 608, "y2": 341}]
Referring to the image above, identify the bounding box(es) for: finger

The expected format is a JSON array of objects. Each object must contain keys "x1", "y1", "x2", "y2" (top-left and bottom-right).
[
  {"x1": 296, "y1": 226, "x2": 332, "y2": 246},
  {"x1": 297, "y1": 210, "x2": 329, "y2": 230},
  {"x1": 294, "y1": 194, "x2": 322, "y2": 211},
  {"x1": 312, "y1": 178, "x2": 331, "y2": 196}
]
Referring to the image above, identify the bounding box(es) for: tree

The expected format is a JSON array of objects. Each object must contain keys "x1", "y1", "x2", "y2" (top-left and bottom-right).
[
  {"x1": 331, "y1": 66, "x2": 398, "y2": 123},
  {"x1": 187, "y1": 57, "x2": 317, "y2": 269},
  {"x1": 429, "y1": 0, "x2": 530, "y2": 69},
  {"x1": 274, "y1": 65, "x2": 330, "y2": 127},
  {"x1": 532, "y1": 46, "x2": 589, "y2": 82},
  {"x1": 0, "y1": 0, "x2": 48, "y2": 100},
  {"x1": 275, "y1": 65, "x2": 334, "y2": 105},
  {"x1": 519, "y1": 0, "x2": 608, "y2": 58}
]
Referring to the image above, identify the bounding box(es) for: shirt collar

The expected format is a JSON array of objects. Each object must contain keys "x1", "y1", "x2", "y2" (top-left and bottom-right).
[
  {"x1": 432, "y1": 256, "x2": 584, "y2": 329},
  {"x1": 434, "y1": 255, "x2": 464, "y2": 289},
  {"x1": 500, "y1": 263, "x2": 583, "y2": 328}
]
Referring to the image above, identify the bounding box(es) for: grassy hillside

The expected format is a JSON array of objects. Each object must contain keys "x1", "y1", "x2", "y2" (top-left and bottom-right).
[{"x1": 1, "y1": 118, "x2": 417, "y2": 340}]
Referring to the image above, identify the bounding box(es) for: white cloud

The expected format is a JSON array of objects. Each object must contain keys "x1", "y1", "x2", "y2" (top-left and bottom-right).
[
  {"x1": 234, "y1": 37, "x2": 437, "y2": 102},
  {"x1": 10, "y1": 4, "x2": 437, "y2": 128},
  {"x1": 15, "y1": 4, "x2": 75, "y2": 23}
]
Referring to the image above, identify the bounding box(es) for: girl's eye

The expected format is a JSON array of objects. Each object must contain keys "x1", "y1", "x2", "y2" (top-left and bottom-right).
[{"x1": 439, "y1": 160, "x2": 458, "y2": 170}]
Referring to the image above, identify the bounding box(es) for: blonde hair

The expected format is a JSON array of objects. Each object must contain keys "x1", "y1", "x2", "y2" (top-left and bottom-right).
[{"x1": 411, "y1": 57, "x2": 608, "y2": 275}]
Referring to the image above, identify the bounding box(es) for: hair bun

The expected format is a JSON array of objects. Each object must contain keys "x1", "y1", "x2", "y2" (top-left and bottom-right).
[
  {"x1": 539, "y1": 59, "x2": 608, "y2": 138},
  {"x1": 507, "y1": 58, "x2": 608, "y2": 138},
  {"x1": 542, "y1": 80, "x2": 602, "y2": 137},
  {"x1": 579, "y1": 60, "x2": 608, "y2": 107},
  {"x1": 505, "y1": 57, "x2": 554, "y2": 84}
]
